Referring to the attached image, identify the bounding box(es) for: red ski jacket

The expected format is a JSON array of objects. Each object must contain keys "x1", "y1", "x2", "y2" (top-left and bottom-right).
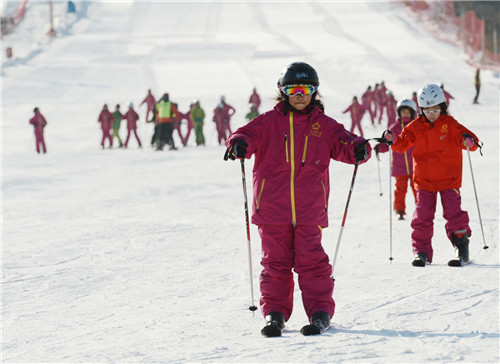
[{"x1": 392, "y1": 114, "x2": 478, "y2": 192}]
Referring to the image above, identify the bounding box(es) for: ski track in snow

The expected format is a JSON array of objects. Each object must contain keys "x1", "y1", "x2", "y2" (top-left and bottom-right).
[{"x1": 2, "y1": 1, "x2": 499, "y2": 363}]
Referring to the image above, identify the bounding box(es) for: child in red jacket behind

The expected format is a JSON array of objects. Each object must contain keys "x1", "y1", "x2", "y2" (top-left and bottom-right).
[
  {"x1": 391, "y1": 84, "x2": 479, "y2": 267},
  {"x1": 224, "y1": 62, "x2": 371, "y2": 337}
]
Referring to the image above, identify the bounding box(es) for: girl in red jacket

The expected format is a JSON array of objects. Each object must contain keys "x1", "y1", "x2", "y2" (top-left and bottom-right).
[
  {"x1": 391, "y1": 84, "x2": 479, "y2": 267},
  {"x1": 29, "y1": 107, "x2": 47, "y2": 154},
  {"x1": 224, "y1": 62, "x2": 371, "y2": 336}
]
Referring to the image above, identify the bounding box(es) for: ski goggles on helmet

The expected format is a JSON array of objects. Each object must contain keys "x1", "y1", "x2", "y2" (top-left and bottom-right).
[{"x1": 280, "y1": 84, "x2": 318, "y2": 97}]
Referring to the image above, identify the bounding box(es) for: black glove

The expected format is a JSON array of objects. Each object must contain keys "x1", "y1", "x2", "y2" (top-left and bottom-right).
[
  {"x1": 354, "y1": 142, "x2": 369, "y2": 162},
  {"x1": 223, "y1": 138, "x2": 248, "y2": 161},
  {"x1": 381, "y1": 130, "x2": 393, "y2": 145}
]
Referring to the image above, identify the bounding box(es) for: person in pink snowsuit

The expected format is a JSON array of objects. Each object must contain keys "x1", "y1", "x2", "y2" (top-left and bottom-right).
[
  {"x1": 98, "y1": 104, "x2": 114, "y2": 148},
  {"x1": 343, "y1": 96, "x2": 365, "y2": 137},
  {"x1": 361, "y1": 85, "x2": 375, "y2": 125},
  {"x1": 378, "y1": 81, "x2": 388, "y2": 124},
  {"x1": 172, "y1": 102, "x2": 186, "y2": 146},
  {"x1": 213, "y1": 103, "x2": 227, "y2": 145},
  {"x1": 373, "y1": 83, "x2": 381, "y2": 120},
  {"x1": 220, "y1": 96, "x2": 236, "y2": 135},
  {"x1": 248, "y1": 88, "x2": 261, "y2": 112},
  {"x1": 224, "y1": 62, "x2": 371, "y2": 337},
  {"x1": 385, "y1": 91, "x2": 397, "y2": 128},
  {"x1": 213, "y1": 98, "x2": 236, "y2": 145},
  {"x1": 440, "y1": 83, "x2": 454, "y2": 108},
  {"x1": 123, "y1": 103, "x2": 142, "y2": 148},
  {"x1": 412, "y1": 91, "x2": 420, "y2": 115},
  {"x1": 376, "y1": 98, "x2": 417, "y2": 220},
  {"x1": 182, "y1": 102, "x2": 195, "y2": 146},
  {"x1": 140, "y1": 89, "x2": 156, "y2": 122},
  {"x1": 29, "y1": 107, "x2": 48, "y2": 154}
]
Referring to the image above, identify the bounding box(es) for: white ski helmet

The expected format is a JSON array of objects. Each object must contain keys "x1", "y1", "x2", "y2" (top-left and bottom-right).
[
  {"x1": 417, "y1": 84, "x2": 445, "y2": 108},
  {"x1": 397, "y1": 98, "x2": 417, "y2": 113}
]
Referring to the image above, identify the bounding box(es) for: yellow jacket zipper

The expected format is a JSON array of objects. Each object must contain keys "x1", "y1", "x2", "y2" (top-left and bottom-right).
[
  {"x1": 256, "y1": 178, "x2": 266, "y2": 212},
  {"x1": 284, "y1": 134, "x2": 289, "y2": 163},
  {"x1": 321, "y1": 180, "x2": 327, "y2": 211},
  {"x1": 302, "y1": 136, "x2": 309, "y2": 166},
  {"x1": 289, "y1": 112, "x2": 296, "y2": 227}
]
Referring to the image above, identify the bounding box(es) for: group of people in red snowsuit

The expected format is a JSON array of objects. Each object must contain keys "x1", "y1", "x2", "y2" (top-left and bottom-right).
[
  {"x1": 29, "y1": 87, "x2": 262, "y2": 152},
  {"x1": 97, "y1": 103, "x2": 141, "y2": 149},
  {"x1": 343, "y1": 81, "x2": 401, "y2": 137}
]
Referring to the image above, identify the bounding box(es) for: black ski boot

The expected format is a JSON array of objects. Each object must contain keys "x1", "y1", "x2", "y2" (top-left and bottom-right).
[
  {"x1": 300, "y1": 311, "x2": 331, "y2": 336},
  {"x1": 396, "y1": 210, "x2": 405, "y2": 220},
  {"x1": 448, "y1": 232, "x2": 470, "y2": 267},
  {"x1": 412, "y1": 252, "x2": 428, "y2": 267},
  {"x1": 261, "y1": 312, "x2": 285, "y2": 337}
]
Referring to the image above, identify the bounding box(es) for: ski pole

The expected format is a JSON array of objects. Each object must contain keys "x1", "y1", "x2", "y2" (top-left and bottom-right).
[
  {"x1": 331, "y1": 161, "x2": 360, "y2": 277},
  {"x1": 239, "y1": 158, "x2": 259, "y2": 313},
  {"x1": 465, "y1": 145, "x2": 488, "y2": 250},
  {"x1": 388, "y1": 147, "x2": 393, "y2": 261},
  {"x1": 380, "y1": 129, "x2": 394, "y2": 261},
  {"x1": 376, "y1": 148, "x2": 383, "y2": 196}
]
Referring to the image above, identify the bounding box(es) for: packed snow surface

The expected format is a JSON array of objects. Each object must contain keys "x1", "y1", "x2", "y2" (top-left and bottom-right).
[{"x1": 2, "y1": 1, "x2": 499, "y2": 363}]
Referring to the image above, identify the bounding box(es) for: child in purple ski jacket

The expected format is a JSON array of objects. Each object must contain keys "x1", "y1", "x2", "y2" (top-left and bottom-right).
[
  {"x1": 224, "y1": 62, "x2": 371, "y2": 337},
  {"x1": 376, "y1": 99, "x2": 417, "y2": 220},
  {"x1": 29, "y1": 107, "x2": 48, "y2": 154}
]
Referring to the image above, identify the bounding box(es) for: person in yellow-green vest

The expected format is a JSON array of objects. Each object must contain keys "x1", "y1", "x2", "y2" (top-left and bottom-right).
[{"x1": 153, "y1": 93, "x2": 179, "y2": 151}]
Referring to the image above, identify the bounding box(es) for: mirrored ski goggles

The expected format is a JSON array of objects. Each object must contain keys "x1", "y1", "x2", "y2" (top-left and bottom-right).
[{"x1": 280, "y1": 84, "x2": 318, "y2": 97}]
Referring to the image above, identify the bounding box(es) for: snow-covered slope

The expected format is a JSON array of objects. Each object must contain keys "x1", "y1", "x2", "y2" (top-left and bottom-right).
[{"x1": 2, "y1": 2, "x2": 499, "y2": 362}]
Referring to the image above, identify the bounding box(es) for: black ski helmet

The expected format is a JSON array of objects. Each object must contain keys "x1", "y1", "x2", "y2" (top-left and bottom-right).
[{"x1": 277, "y1": 62, "x2": 320, "y2": 87}]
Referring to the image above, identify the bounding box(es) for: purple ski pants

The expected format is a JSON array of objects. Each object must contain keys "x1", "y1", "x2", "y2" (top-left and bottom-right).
[
  {"x1": 411, "y1": 189, "x2": 471, "y2": 263},
  {"x1": 258, "y1": 224, "x2": 335, "y2": 321}
]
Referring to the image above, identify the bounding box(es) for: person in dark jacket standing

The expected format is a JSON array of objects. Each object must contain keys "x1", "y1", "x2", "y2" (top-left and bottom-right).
[
  {"x1": 29, "y1": 107, "x2": 48, "y2": 154},
  {"x1": 473, "y1": 69, "x2": 481, "y2": 104},
  {"x1": 224, "y1": 62, "x2": 371, "y2": 337}
]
